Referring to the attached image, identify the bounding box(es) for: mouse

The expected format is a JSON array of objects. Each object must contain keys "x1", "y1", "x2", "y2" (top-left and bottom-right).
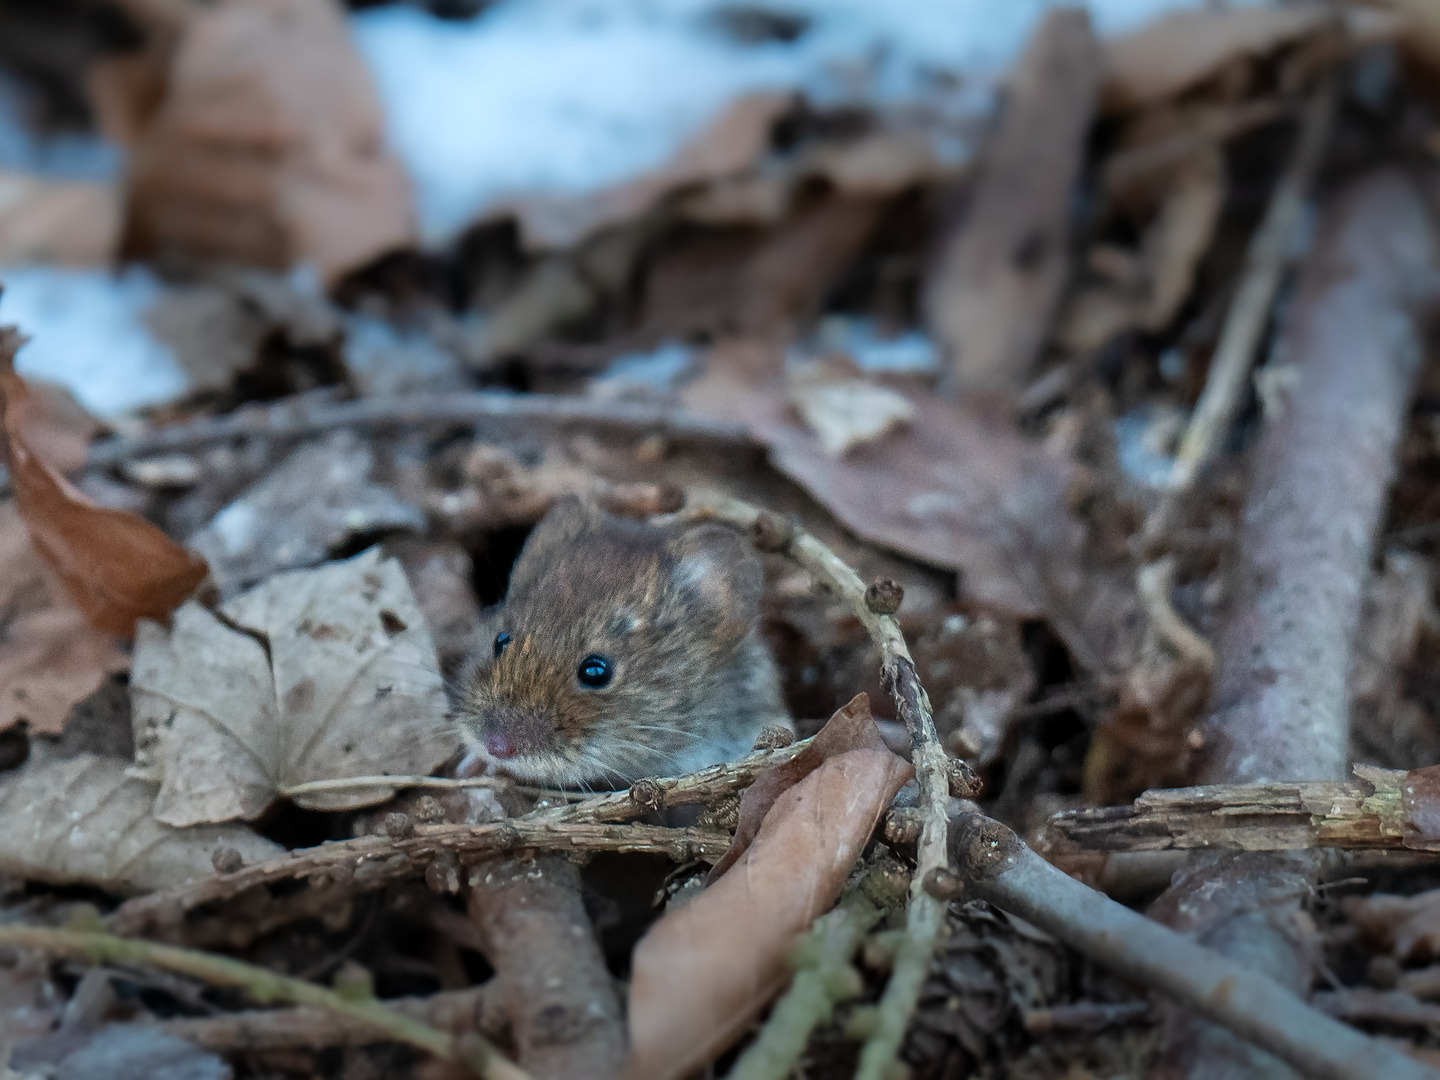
[{"x1": 452, "y1": 496, "x2": 792, "y2": 786}]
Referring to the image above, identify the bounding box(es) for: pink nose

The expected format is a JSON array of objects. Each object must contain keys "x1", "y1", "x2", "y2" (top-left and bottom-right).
[{"x1": 485, "y1": 732, "x2": 517, "y2": 759}]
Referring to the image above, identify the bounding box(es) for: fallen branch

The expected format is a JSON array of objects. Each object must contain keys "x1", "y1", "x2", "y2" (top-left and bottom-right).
[
  {"x1": 85, "y1": 391, "x2": 752, "y2": 470},
  {"x1": 0, "y1": 925, "x2": 527, "y2": 1079},
  {"x1": 674, "y1": 493, "x2": 970, "y2": 1080},
  {"x1": 948, "y1": 808, "x2": 1440, "y2": 1080},
  {"x1": 108, "y1": 821, "x2": 728, "y2": 936},
  {"x1": 1043, "y1": 765, "x2": 1440, "y2": 855}
]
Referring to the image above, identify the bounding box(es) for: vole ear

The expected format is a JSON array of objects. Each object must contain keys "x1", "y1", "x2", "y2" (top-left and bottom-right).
[
  {"x1": 666, "y1": 524, "x2": 763, "y2": 643},
  {"x1": 505, "y1": 496, "x2": 603, "y2": 597}
]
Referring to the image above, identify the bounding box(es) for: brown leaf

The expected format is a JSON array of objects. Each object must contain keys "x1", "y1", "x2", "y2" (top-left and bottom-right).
[
  {"x1": 510, "y1": 92, "x2": 793, "y2": 251},
  {"x1": 0, "y1": 607, "x2": 128, "y2": 737},
  {"x1": 685, "y1": 343, "x2": 1085, "y2": 623},
  {"x1": 0, "y1": 753, "x2": 281, "y2": 894},
  {"x1": 1141, "y1": 147, "x2": 1224, "y2": 330},
  {"x1": 1101, "y1": 7, "x2": 1329, "y2": 112},
  {"x1": 0, "y1": 169, "x2": 122, "y2": 266},
  {"x1": 0, "y1": 330, "x2": 208, "y2": 638},
  {"x1": 130, "y1": 547, "x2": 452, "y2": 825},
  {"x1": 125, "y1": 0, "x2": 414, "y2": 281},
  {"x1": 626, "y1": 708, "x2": 911, "y2": 1080},
  {"x1": 709, "y1": 693, "x2": 903, "y2": 881}
]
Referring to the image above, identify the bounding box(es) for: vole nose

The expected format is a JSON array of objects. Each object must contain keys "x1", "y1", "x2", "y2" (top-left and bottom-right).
[{"x1": 486, "y1": 732, "x2": 518, "y2": 759}]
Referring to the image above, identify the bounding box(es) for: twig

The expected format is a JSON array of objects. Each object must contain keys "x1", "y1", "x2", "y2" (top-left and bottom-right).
[
  {"x1": 108, "y1": 821, "x2": 729, "y2": 935},
  {"x1": 948, "y1": 809, "x2": 1440, "y2": 1080},
  {"x1": 672, "y1": 493, "x2": 966, "y2": 1080},
  {"x1": 85, "y1": 391, "x2": 751, "y2": 469},
  {"x1": 1135, "y1": 556, "x2": 1214, "y2": 673},
  {"x1": 279, "y1": 776, "x2": 516, "y2": 797},
  {"x1": 158, "y1": 984, "x2": 504, "y2": 1051},
  {"x1": 1143, "y1": 78, "x2": 1335, "y2": 547},
  {"x1": 0, "y1": 925, "x2": 528, "y2": 1080}
]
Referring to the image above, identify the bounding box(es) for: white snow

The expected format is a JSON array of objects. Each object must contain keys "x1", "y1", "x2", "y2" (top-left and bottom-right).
[
  {"x1": 353, "y1": 0, "x2": 1263, "y2": 245},
  {"x1": 0, "y1": 266, "x2": 190, "y2": 417}
]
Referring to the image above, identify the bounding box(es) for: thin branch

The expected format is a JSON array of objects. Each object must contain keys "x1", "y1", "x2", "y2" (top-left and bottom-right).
[
  {"x1": 0, "y1": 925, "x2": 527, "y2": 1080},
  {"x1": 948, "y1": 808, "x2": 1440, "y2": 1080},
  {"x1": 85, "y1": 392, "x2": 751, "y2": 470},
  {"x1": 1143, "y1": 78, "x2": 1336, "y2": 547},
  {"x1": 672, "y1": 493, "x2": 966, "y2": 1080},
  {"x1": 108, "y1": 821, "x2": 728, "y2": 936}
]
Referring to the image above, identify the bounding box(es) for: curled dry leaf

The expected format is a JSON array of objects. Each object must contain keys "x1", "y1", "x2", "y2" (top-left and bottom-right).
[
  {"x1": 130, "y1": 547, "x2": 452, "y2": 826},
  {"x1": 0, "y1": 330, "x2": 208, "y2": 638},
  {"x1": 626, "y1": 694, "x2": 912, "y2": 1080},
  {"x1": 0, "y1": 753, "x2": 281, "y2": 895}
]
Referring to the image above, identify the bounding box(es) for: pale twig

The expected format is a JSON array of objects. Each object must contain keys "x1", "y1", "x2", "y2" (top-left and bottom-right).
[
  {"x1": 671, "y1": 493, "x2": 966, "y2": 1080},
  {"x1": 0, "y1": 925, "x2": 527, "y2": 1080},
  {"x1": 1144, "y1": 78, "x2": 1335, "y2": 547},
  {"x1": 949, "y1": 808, "x2": 1440, "y2": 1080}
]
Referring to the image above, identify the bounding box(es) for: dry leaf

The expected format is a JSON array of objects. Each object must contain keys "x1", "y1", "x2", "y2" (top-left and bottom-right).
[
  {"x1": 0, "y1": 170, "x2": 122, "y2": 266},
  {"x1": 685, "y1": 343, "x2": 1084, "y2": 621},
  {"x1": 510, "y1": 92, "x2": 792, "y2": 251},
  {"x1": 1101, "y1": 7, "x2": 1329, "y2": 112},
  {"x1": 709, "y1": 693, "x2": 903, "y2": 880},
  {"x1": 0, "y1": 753, "x2": 281, "y2": 894},
  {"x1": 626, "y1": 695, "x2": 911, "y2": 1080},
  {"x1": 1, "y1": 329, "x2": 208, "y2": 637},
  {"x1": 130, "y1": 547, "x2": 452, "y2": 825},
  {"x1": 126, "y1": 0, "x2": 414, "y2": 281},
  {"x1": 788, "y1": 375, "x2": 915, "y2": 456},
  {"x1": 188, "y1": 431, "x2": 425, "y2": 598},
  {"x1": 0, "y1": 607, "x2": 128, "y2": 737}
]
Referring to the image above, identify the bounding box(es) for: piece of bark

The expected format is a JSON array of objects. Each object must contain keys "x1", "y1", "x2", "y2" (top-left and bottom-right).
[
  {"x1": 1042, "y1": 764, "x2": 1440, "y2": 855},
  {"x1": 466, "y1": 855, "x2": 625, "y2": 1080},
  {"x1": 1153, "y1": 170, "x2": 1438, "y2": 1080},
  {"x1": 926, "y1": 9, "x2": 1100, "y2": 395}
]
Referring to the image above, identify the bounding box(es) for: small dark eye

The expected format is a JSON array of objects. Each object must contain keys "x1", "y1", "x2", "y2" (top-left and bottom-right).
[
  {"x1": 493, "y1": 632, "x2": 511, "y2": 659},
  {"x1": 577, "y1": 654, "x2": 613, "y2": 688}
]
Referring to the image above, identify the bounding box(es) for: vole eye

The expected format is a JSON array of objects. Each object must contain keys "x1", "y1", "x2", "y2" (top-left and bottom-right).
[
  {"x1": 493, "y1": 632, "x2": 511, "y2": 659},
  {"x1": 577, "y1": 654, "x2": 613, "y2": 688}
]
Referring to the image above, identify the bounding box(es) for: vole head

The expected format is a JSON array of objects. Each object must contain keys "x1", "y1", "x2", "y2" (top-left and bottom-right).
[{"x1": 453, "y1": 497, "x2": 767, "y2": 785}]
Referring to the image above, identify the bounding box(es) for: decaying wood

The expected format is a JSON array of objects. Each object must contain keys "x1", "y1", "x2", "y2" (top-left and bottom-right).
[
  {"x1": 1043, "y1": 766, "x2": 1440, "y2": 855},
  {"x1": 927, "y1": 8, "x2": 1101, "y2": 395},
  {"x1": 467, "y1": 855, "x2": 625, "y2": 1080}
]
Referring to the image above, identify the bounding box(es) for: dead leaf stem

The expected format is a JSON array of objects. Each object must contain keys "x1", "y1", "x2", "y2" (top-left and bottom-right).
[{"x1": 0, "y1": 925, "x2": 528, "y2": 1080}]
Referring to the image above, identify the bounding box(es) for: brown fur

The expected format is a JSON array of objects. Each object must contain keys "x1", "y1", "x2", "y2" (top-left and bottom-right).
[{"x1": 452, "y1": 498, "x2": 791, "y2": 785}]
